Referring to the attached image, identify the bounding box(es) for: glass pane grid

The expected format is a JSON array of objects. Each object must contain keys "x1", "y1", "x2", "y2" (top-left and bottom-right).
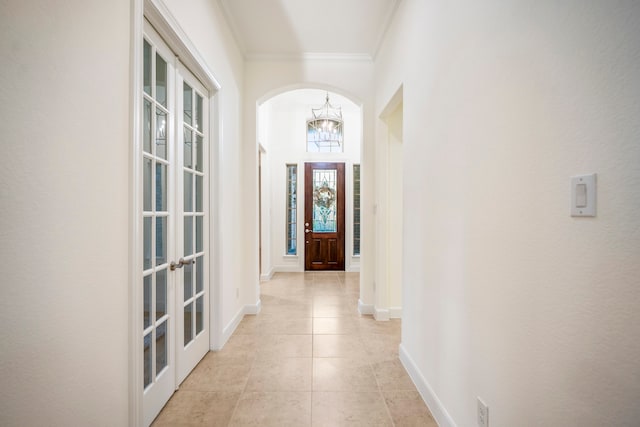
[
  {"x1": 286, "y1": 165, "x2": 297, "y2": 255},
  {"x1": 312, "y1": 169, "x2": 337, "y2": 233},
  {"x1": 353, "y1": 164, "x2": 361, "y2": 256},
  {"x1": 142, "y1": 37, "x2": 173, "y2": 389},
  {"x1": 183, "y1": 122, "x2": 200, "y2": 134}
]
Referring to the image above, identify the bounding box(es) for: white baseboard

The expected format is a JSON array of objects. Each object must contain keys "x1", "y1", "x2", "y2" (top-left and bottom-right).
[
  {"x1": 244, "y1": 299, "x2": 262, "y2": 315},
  {"x1": 346, "y1": 265, "x2": 361, "y2": 273},
  {"x1": 220, "y1": 306, "x2": 244, "y2": 349},
  {"x1": 374, "y1": 307, "x2": 390, "y2": 321},
  {"x1": 218, "y1": 300, "x2": 262, "y2": 350},
  {"x1": 358, "y1": 299, "x2": 374, "y2": 315},
  {"x1": 273, "y1": 265, "x2": 303, "y2": 273},
  {"x1": 260, "y1": 269, "x2": 274, "y2": 281},
  {"x1": 399, "y1": 344, "x2": 457, "y2": 427},
  {"x1": 389, "y1": 307, "x2": 402, "y2": 318}
]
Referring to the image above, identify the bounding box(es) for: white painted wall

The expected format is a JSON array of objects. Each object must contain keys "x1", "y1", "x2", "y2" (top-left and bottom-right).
[
  {"x1": 386, "y1": 103, "x2": 403, "y2": 315},
  {"x1": 0, "y1": 1, "x2": 130, "y2": 425},
  {"x1": 376, "y1": 1, "x2": 640, "y2": 426},
  {"x1": 243, "y1": 59, "x2": 376, "y2": 306},
  {"x1": 161, "y1": 0, "x2": 248, "y2": 344},
  {"x1": 259, "y1": 89, "x2": 361, "y2": 273},
  {"x1": 0, "y1": 0, "x2": 246, "y2": 425}
]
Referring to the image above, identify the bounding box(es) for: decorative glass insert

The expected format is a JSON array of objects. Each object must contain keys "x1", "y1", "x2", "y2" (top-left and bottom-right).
[
  {"x1": 313, "y1": 169, "x2": 337, "y2": 232},
  {"x1": 286, "y1": 164, "x2": 297, "y2": 255},
  {"x1": 353, "y1": 164, "x2": 361, "y2": 255}
]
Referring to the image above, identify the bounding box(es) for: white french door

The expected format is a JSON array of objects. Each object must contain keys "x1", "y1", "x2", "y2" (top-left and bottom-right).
[
  {"x1": 141, "y1": 21, "x2": 210, "y2": 426},
  {"x1": 175, "y1": 62, "x2": 209, "y2": 385}
]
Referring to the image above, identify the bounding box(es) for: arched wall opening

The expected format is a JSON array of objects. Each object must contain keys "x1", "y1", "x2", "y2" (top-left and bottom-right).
[{"x1": 257, "y1": 87, "x2": 363, "y2": 277}]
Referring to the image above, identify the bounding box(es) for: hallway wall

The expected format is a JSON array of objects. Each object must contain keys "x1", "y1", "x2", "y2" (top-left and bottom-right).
[
  {"x1": 0, "y1": 0, "x2": 246, "y2": 425},
  {"x1": 0, "y1": 1, "x2": 131, "y2": 425},
  {"x1": 161, "y1": 0, "x2": 249, "y2": 346},
  {"x1": 375, "y1": 1, "x2": 640, "y2": 426}
]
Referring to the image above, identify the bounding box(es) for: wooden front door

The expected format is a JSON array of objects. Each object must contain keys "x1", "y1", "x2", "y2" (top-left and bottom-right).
[{"x1": 304, "y1": 162, "x2": 345, "y2": 270}]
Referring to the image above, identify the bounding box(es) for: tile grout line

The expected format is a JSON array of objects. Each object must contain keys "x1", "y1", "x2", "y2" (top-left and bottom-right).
[{"x1": 225, "y1": 320, "x2": 259, "y2": 426}]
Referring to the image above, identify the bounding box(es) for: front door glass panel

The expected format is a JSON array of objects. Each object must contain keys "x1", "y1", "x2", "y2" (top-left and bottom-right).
[{"x1": 312, "y1": 169, "x2": 337, "y2": 232}]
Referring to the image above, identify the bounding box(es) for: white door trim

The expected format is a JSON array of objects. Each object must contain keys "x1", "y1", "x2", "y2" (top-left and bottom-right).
[{"x1": 130, "y1": 1, "x2": 222, "y2": 425}]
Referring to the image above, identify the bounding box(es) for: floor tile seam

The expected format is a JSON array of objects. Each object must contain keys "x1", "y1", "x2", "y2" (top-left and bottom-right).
[
  {"x1": 381, "y1": 389, "x2": 398, "y2": 427},
  {"x1": 368, "y1": 351, "x2": 400, "y2": 427}
]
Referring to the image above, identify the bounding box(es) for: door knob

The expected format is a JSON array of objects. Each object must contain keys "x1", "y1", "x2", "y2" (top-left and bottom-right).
[
  {"x1": 170, "y1": 258, "x2": 194, "y2": 271},
  {"x1": 305, "y1": 229, "x2": 310, "y2": 233}
]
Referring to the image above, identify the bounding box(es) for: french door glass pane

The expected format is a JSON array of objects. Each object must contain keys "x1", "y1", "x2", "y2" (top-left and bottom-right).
[
  {"x1": 156, "y1": 269, "x2": 167, "y2": 319},
  {"x1": 156, "y1": 321, "x2": 167, "y2": 374},
  {"x1": 143, "y1": 275, "x2": 151, "y2": 329},
  {"x1": 184, "y1": 304, "x2": 193, "y2": 346},
  {"x1": 143, "y1": 158, "x2": 152, "y2": 211},
  {"x1": 196, "y1": 216, "x2": 203, "y2": 253},
  {"x1": 143, "y1": 217, "x2": 152, "y2": 270},
  {"x1": 156, "y1": 217, "x2": 167, "y2": 266},
  {"x1": 184, "y1": 172, "x2": 193, "y2": 212},
  {"x1": 196, "y1": 255, "x2": 203, "y2": 293},
  {"x1": 143, "y1": 100, "x2": 152, "y2": 153},
  {"x1": 143, "y1": 41, "x2": 151, "y2": 95},
  {"x1": 184, "y1": 128, "x2": 192, "y2": 168},
  {"x1": 156, "y1": 163, "x2": 167, "y2": 211},
  {"x1": 195, "y1": 95, "x2": 203, "y2": 131},
  {"x1": 196, "y1": 176, "x2": 203, "y2": 212},
  {"x1": 155, "y1": 108, "x2": 167, "y2": 160},
  {"x1": 184, "y1": 262, "x2": 193, "y2": 301},
  {"x1": 156, "y1": 54, "x2": 167, "y2": 107},
  {"x1": 183, "y1": 83, "x2": 192, "y2": 126},
  {"x1": 196, "y1": 296, "x2": 203, "y2": 334},
  {"x1": 184, "y1": 217, "x2": 193, "y2": 256},
  {"x1": 143, "y1": 333, "x2": 152, "y2": 388},
  {"x1": 195, "y1": 135, "x2": 203, "y2": 172}
]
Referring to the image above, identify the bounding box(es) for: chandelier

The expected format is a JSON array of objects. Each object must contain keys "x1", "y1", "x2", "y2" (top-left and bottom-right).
[{"x1": 307, "y1": 93, "x2": 343, "y2": 151}]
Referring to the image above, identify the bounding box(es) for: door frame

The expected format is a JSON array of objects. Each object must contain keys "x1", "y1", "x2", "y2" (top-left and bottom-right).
[
  {"x1": 304, "y1": 162, "x2": 346, "y2": 271},
  {"x1": 130, "y1": 1, "x2": 221, "y2": 426}
]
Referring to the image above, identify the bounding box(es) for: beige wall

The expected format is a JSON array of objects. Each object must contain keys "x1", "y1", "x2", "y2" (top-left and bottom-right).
[
  {"x1": 0, "y1": 1, "x2": 131, "y2": 425},
  {"x1": 162, "y1": 0, "x2": 248, "y2": 345},
  {"x1": 376, "y1": 1, "x2": 640, "y2": 426},
  {"x1": 0, "y1": 0, "x2": 246, "y2": 425}
]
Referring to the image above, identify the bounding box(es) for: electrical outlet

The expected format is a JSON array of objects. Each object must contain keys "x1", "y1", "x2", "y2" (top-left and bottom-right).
[{"x1": 477, "y1": 398, "x2": 489, "y2": 427}]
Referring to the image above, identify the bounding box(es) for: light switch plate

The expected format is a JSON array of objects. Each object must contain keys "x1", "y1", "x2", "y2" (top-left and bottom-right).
[{"x1": 571, "y1": 174, "x2": 596, "y2": 217}]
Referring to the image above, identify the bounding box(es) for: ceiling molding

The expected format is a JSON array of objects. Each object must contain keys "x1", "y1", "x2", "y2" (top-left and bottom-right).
[{"x1": 245, "y1": 52, "x2": 373, "y2": 63}]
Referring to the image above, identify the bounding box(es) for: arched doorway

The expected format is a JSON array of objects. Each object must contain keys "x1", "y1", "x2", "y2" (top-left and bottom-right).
[{"x1": 257, "y1": 88, "x2": 363, "y2": 277}]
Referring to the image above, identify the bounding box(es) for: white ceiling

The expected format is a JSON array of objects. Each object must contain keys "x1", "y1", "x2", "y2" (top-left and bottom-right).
[{"x1": 218, "y1": 0, "x2": 401, "y2": 59}]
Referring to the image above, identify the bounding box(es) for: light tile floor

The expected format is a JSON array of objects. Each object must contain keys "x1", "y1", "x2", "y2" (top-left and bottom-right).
[{"x1": 152, "y1": 272, "x2": 436, "y2": 426}]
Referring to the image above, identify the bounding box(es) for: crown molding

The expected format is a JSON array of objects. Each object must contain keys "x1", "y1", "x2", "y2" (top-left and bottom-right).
[{"x1": 245, "y1": 52, "x2": 373, "y2": 62}]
